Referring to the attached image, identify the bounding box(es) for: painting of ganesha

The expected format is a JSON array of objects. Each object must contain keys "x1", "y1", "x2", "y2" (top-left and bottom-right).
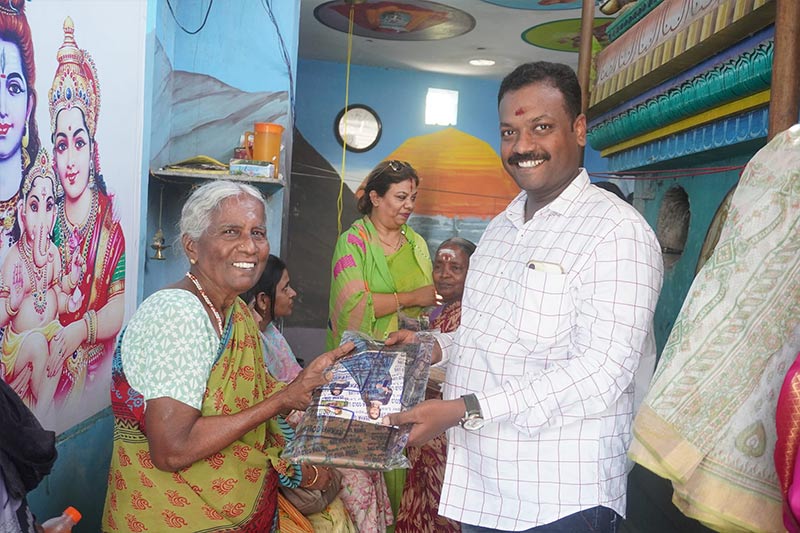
[
  {"x1": 0, "y1": 149, "x2": 84, "y2": 422},
  {"x1": 0, "y1": 7, "x2": 126, "y2": 433}
]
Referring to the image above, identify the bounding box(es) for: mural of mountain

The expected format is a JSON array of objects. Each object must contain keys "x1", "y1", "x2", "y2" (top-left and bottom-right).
[
  {"x1": 383, "y1": 127, "x2": 520, "y2": 218},
  {"x1": 149, "y1": 38, "x2": 288, "y2": 168}
]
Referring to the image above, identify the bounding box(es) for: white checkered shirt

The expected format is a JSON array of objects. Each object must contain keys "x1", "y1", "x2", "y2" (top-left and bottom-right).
[{"x1": 436, "y1": 170, "x2": 663, "y2": 530}]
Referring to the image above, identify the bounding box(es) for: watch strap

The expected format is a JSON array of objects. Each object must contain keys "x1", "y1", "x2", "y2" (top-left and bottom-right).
[{"x1": 461, "y1": 393, "x2": 481, "y2": 418}]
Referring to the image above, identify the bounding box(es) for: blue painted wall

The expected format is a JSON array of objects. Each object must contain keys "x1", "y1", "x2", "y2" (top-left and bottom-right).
[
  {"x1": 296, "y1": 59, "x2": 501, "y2": 182},
  {"x1": 172, "y1": 1, "x2": 298, "y2": 94},
  {"x1": 637, "y1": 150, "x2": 758, "y2": 355},
  {"x1": 142, "y1": 0, "x2": 300, "y2": 299},
  {"x1": 296, "y1": 58, "x2": 608, "y2": 184}
]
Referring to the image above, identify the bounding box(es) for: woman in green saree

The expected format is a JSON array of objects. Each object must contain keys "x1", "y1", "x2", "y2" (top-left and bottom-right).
[
  {"x1": 102, "y1": 181, "x2": 352, "y2": 532},
  {"x1": 327, "y1": 160, "x2": 435, "y2": 349},
  {"x1": 327, "y1": 160, "x2": 436, "y2": 532}
]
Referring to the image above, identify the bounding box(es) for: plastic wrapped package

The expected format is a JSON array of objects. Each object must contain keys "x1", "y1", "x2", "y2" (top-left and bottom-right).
[{"x1": 283, "y1": 331, "x2": 434, "y2": 470}]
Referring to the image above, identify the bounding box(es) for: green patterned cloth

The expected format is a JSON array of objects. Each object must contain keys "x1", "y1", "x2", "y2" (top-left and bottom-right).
[
  {"x1": 122, "y1": 290, "x2": 219, "y2": 409},
  {"x1": 630, "y1": 125, "x2": 800, "y2": 533},
  {"x1": 326, "y1": 217, "x2": 433, "y2": 532},
  {"x1": 326, "y1": 217, "x2": 433, "y2": 350}
]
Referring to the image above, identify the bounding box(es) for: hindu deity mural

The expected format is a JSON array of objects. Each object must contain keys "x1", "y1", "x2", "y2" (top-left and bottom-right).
[{"x1": 0, "y1": 0, "x2": 139, "y2": 434}]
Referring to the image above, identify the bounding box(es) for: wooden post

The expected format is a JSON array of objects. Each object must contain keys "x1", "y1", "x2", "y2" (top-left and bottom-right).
[
  {"x1": 577, "y1": 0, "x2": 595, "y2": 116},
  {"x1": 768, "y1": 0, "x2": 800, "y2": 139},
  {"x1": 577, "y1": 0, "x2": 595, "y2": 165}
]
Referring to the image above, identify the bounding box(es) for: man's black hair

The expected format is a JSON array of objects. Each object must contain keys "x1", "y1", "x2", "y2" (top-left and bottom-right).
[{"x1": 498, "y1": 61, "x2": 582, "y2": 120}]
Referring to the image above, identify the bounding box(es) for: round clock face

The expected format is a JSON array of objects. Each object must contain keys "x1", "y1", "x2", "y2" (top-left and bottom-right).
[{"x1": 335, "y1": 104, "x2": 382, "y2": 152}]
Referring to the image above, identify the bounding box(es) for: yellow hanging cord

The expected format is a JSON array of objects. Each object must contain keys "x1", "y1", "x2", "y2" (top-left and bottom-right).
[{"x1": 337, "y1": 3, "x2": 356, "y2": 235}]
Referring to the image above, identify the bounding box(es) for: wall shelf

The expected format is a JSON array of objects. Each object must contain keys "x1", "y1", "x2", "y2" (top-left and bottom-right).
[{"x1": 151, "y1": 168, "x2": 285, "y2": 196}]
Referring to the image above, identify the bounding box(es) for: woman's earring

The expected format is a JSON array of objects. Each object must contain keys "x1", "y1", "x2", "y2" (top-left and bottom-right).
[
  {"x1": 89, "y1": 159, "x2": 96, "y2": 189},
  {"x1": 22, "y1": 124, "x2": 28, "y2": 149},
  {"x1": 190, "y1": 258, "x2": 197, "y2": 265}
]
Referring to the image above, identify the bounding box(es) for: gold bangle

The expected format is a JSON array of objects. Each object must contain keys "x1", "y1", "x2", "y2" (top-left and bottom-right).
[
  {"x1": 5, "y1": 298, "x2": 18, "y2": 318},
  {"x1": 85, "y1": 309, "x2": 98, "y2": 345},
  {"x1": 65, "y1": 272, "x2": 78, "y2": 291},
  {"x1": 305, "y1": 464, "x2": 320, "y2": 487},
  {"x1": 393, "y1": 292, "x2": 401, "y2": 311}
]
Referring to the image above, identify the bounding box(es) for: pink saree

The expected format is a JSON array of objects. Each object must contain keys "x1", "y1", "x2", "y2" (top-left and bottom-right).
[{"x1": 776, "y1": 352, "x2": 800, "y2": 533}]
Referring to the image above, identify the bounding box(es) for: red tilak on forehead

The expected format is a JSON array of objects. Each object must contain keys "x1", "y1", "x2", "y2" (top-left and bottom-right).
[{"x1": 514, "y1": 107, "x2": 525, "y2": 116}]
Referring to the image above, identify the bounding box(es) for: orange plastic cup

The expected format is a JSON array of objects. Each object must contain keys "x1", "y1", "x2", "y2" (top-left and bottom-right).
[{"x1": 244, "y1": 122, "x2": 284, "y2": 174}]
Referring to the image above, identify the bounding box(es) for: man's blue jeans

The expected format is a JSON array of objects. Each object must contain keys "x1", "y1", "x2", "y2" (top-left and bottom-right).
[{"x1": 460, "y1": 506, "x2": 620, "y2": 533}]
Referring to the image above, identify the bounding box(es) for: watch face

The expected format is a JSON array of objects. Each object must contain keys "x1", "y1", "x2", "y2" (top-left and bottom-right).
[
  {"x1": 462, "y1": 415, "x2": 485, "y2": 431},
  {"x1": 334, "y1": 104, "x2": 382, "y2": 152}
]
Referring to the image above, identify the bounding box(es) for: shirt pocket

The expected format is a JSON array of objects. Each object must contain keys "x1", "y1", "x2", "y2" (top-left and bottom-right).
[{"x1": 515, "y1": 265, "x2": 569, "y2": 342}]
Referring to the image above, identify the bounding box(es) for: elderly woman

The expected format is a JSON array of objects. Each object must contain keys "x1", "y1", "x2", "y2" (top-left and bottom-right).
[
  {"x1": 426, "y1": 237, "x2": 476, "y2": 334},
  {"x1": 396, "y1": 237, "x2": 476, "y2": 533},
  {"x1": 102, "y1": 181, "x2": 352, "y2": 532},
  {"x1": 326, "y1": 160, "x2": 436, "y2": 532}
]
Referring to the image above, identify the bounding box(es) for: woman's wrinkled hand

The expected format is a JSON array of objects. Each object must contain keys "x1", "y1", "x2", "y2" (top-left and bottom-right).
[
  {"x1": 278, "y1": 341, "x2": 355, "y2": 413},
  {"x1": 299, "y1": 463, "x2": 334, "y2": 490},
  {"x1": 408, "y1": 284, "x2": 437, "y2": 307}
]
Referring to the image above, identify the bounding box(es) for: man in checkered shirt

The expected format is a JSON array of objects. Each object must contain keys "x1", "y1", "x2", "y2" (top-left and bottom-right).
[{"x1": 386, "y1": 62, "x2": 663, "y2": 532}]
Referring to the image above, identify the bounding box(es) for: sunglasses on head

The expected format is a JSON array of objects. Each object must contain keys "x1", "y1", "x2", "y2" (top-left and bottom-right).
[
  {"x1": 385, "y1": 160, "x2": 410, "y2": 172},
  {"x1": 372, "y1": 160, "x2": 413, "y2": 181}
]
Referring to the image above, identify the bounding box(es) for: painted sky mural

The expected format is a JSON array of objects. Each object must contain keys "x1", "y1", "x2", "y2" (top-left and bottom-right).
[
  {"x1": 356, "y1": 127, "x2": 521, "y2": 252},
  {"x1": 382, "y1": 127, "x2": 519, "y2": 218}
]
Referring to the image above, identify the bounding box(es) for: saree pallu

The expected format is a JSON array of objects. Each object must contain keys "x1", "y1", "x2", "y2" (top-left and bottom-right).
[
  {"x1": 326, "y1": 217, "x2": 432, "y2": 351},
  {"x1": 429, "y1": 301, "x2": 461, "y2": 335},
  {"x1": 776, "y1": 353, "x2": 800, "y2": 533},
  {"x1": 326, "y1": 217, "x2": 432, "y2": 532},
  {"x1": 103, "y1": 299, "x2": 295, "y2": 532},
  {"x1": 53, "y1": 190, "x2": 125, "y2": 403},
  {"x1": 630, "y1": 125, "x2": 800, "y2": 532}
]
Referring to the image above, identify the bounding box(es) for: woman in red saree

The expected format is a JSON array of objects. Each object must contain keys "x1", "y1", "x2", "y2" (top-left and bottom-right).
[
  {"x1": 42, "y1": 18, "x2": 125, "y2": 424},
  {"x1": 396, "y1": 237, "x2": 475, "y2": 533},
  {"x1": 103, "y1": 181, "x2": 351, "y2": 531}
]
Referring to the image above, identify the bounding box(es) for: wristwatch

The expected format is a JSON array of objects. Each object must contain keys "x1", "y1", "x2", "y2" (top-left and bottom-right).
[{"x1": 460, "y1": 393, "x2": 485, "y2": 430}]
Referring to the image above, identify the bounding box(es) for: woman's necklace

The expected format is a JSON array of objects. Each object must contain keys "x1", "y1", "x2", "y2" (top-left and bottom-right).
[
  {"x1": 19, "y1": 237, "x2": 47, "y2": 315},
  {"x1": 58, "y1": 189, "x2": 98, "y2": 270},
  {"x1": 186, "y1": 272, "x2": 224, "y2": 335},
  {"x1": 377, "y1": 229, "x2": 406, "y2": 252}
]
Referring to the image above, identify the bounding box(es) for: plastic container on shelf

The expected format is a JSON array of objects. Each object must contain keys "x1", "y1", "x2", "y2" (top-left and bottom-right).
[
  {"x1": 243, "y1": 122, "x2": 284, "y2": 175},
  {"x1": 41, "y1": 506, "x2": 82, "y2": 532}
]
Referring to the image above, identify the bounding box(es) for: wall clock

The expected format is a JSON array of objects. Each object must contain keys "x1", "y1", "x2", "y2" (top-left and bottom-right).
[{"x1": 334, "y1": 104, "x2": 382, "y2": 153}]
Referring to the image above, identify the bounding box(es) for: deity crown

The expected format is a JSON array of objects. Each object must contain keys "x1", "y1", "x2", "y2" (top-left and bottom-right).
[
  {"x1": 0, "y1": 0, "x2": 21, "y2": 16},
  {"x1": 22, "y1": 148, "x2": 59, "y2": 199},
  {"x1": 48, "y1": 17, "x2": 101, "y2": 139}
]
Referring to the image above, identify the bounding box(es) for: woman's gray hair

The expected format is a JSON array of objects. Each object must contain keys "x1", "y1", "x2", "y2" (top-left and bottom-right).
[
  {"x1": 179, "y1": 180, "x2": 268, "y2": 243},
  {"x1": 437, "y1": 237, "x2": 476, "y2": 258}
]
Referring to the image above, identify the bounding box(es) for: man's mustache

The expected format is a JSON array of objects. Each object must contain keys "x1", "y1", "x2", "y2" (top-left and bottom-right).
[{"x1": 507, "y1": 152, "x2": 550, "y2": 165}]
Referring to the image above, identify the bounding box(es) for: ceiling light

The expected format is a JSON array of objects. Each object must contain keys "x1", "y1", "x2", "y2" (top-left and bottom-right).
[{"x1": 469, "y1": 58, "x2": 495, "y2": 67}]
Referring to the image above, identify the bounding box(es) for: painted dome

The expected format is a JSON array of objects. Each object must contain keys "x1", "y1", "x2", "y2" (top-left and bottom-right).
[{"x1": 379, "y1": 127, "x2": 520, "y2": 218}]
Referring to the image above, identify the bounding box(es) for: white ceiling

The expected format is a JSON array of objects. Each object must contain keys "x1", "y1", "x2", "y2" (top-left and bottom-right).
[{"x1": 299, "y1": 0, "x2": 609, "y2": 80}]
